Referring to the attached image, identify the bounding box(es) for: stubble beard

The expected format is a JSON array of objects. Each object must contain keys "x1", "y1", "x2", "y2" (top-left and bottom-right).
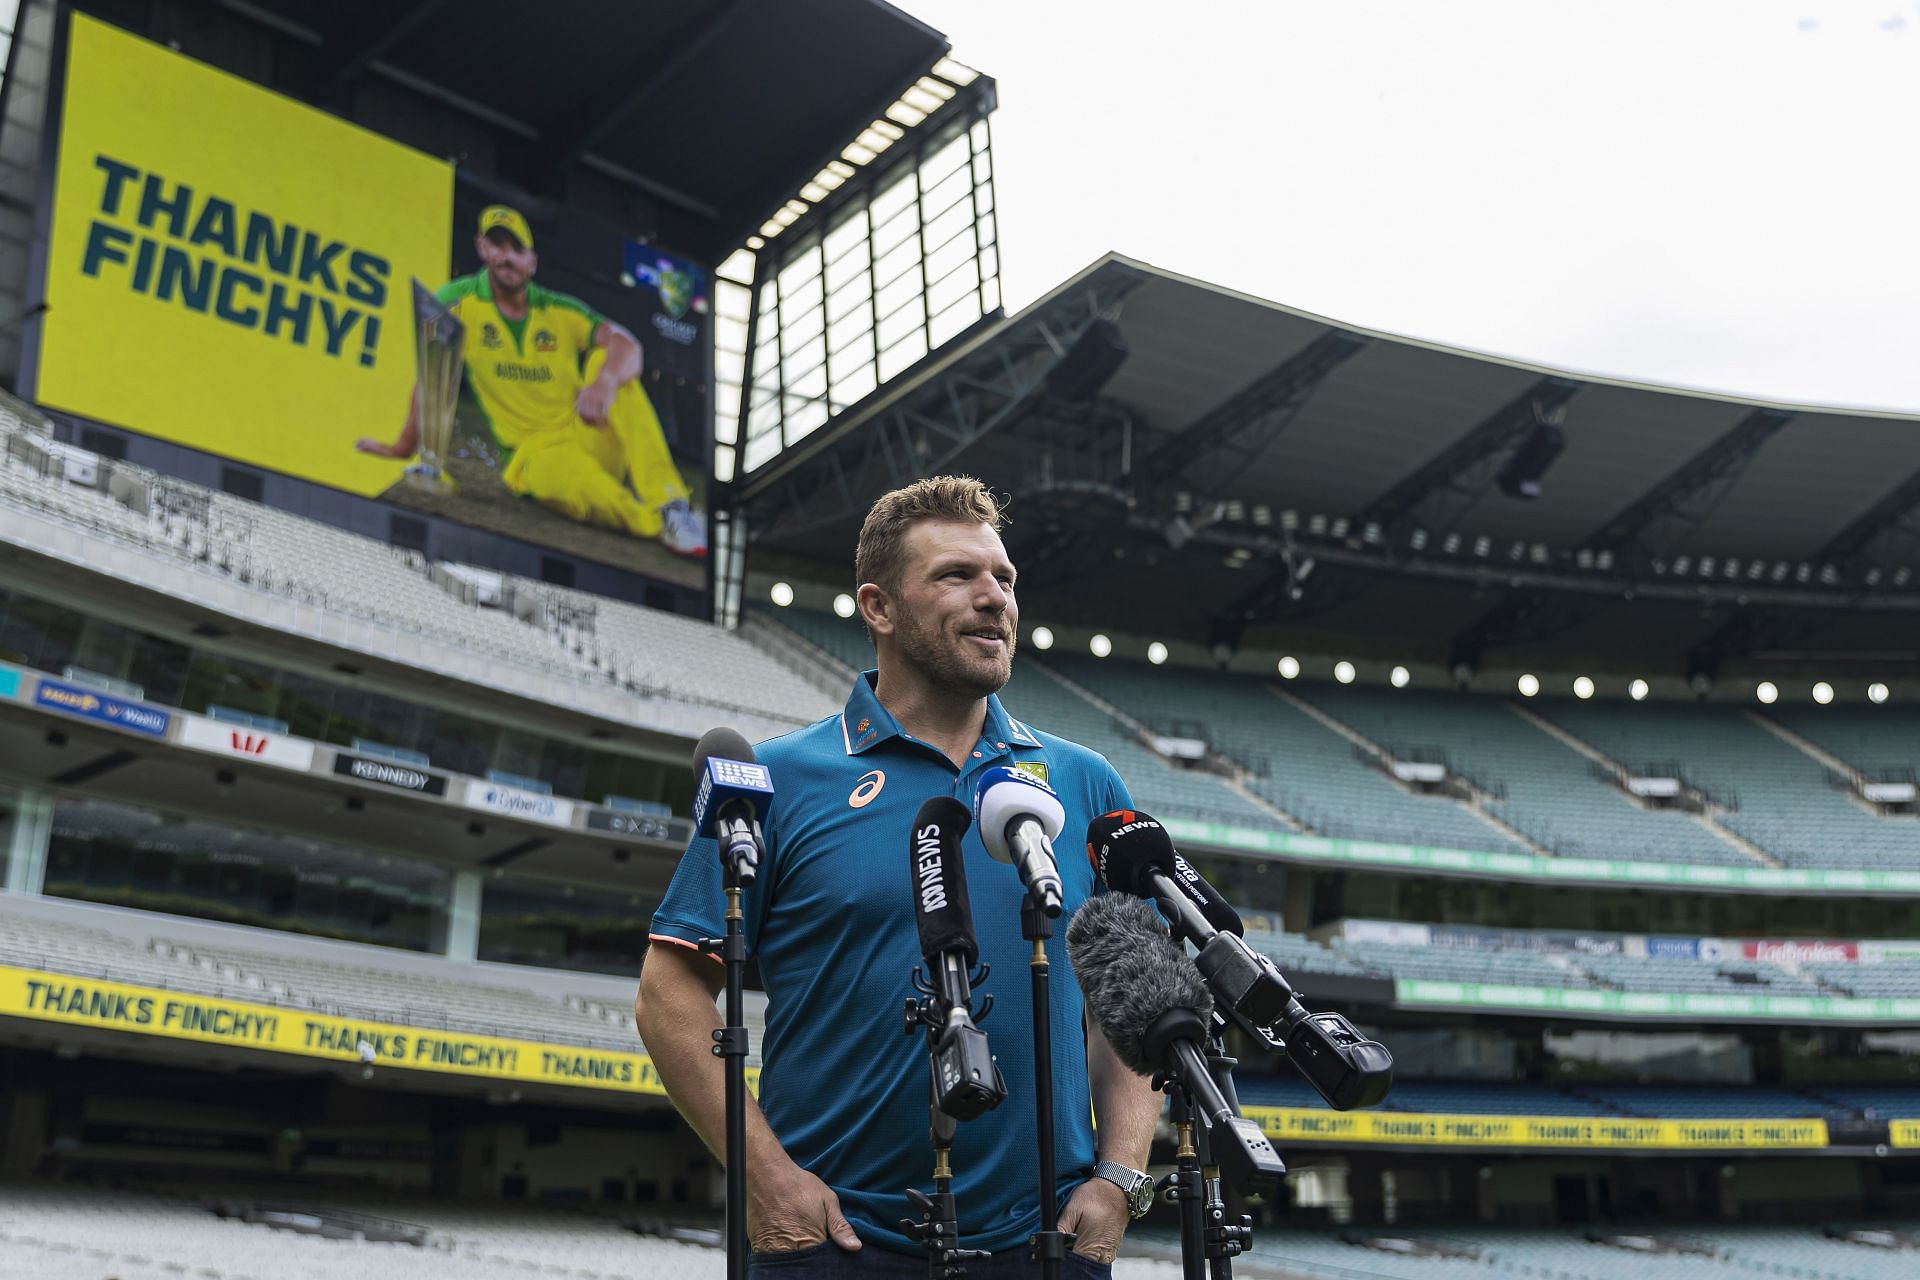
[{"x1": 894, "y1": 603, "x2": 1015, "y2": 700}]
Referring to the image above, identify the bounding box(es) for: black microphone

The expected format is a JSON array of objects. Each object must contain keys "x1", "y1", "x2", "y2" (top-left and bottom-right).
[
  {"x1": 1086, "y1": 808, "x2": 1244, "y2": 937},
  {"x1": 907, "y1": 796, "x2": 1005, "y2": 1122},
  {"x1": 1066, "y1": 893, "x2": 1286, "y2": 1191},
  {"x1": 1086, "y1": 810, "x2": 1393, "y2": 1112},
  {"x1": 692, "y1": 728, "x2": 773, "y2": 883}
]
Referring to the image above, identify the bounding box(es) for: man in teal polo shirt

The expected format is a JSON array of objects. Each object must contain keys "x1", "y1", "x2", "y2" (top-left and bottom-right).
[{"x1": 636, "y1": 476, "x2": 1162, "y2": 1276}]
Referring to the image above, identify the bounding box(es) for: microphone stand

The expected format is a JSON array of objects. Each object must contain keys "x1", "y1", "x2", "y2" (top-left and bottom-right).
[
  {"x1": 702, "y1": 859, "x2": 752, "y2": 1280},
  {"x1": 903, "y1": 968, "x2": 996, "y2": 1280},
  {"x1": 1157, "y1": 1022, "x2": 1255, "y2": 1280},
  {"x1": 1023, "y1": 894, "x2": 1068, "y2": 1280}
]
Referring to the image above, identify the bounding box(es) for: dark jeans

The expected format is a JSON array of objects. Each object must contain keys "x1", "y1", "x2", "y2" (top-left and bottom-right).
[{"x1": 749, "y1": 1241, "x2": 1113, "y2": 1279}]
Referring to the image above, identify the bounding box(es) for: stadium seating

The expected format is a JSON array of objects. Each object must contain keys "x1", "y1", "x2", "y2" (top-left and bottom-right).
[
  {"x1": 1535, "y1": 699, "x2": 1920, "y2": 870},
  {"x1": 1039, "y1": 656, "x2": 1531, "y2": 855},
  {"x1": 1765, "y1": 704, "x2": 1920, "y2": 780},
  {"x1": 0, "y1": 1178, "x2": 1189, "y2": 1280},
  {"x1": 0, "y1": 406, "x2": 831, "y2": 745},
  {"x1": 1288, "y1": 684, "x2": 1757, "y2": 867},
  {"x1": 0, "y1": 896, "x2": 693, "y2": 1060}
]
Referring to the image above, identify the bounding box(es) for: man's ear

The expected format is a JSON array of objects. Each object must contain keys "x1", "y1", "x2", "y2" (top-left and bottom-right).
[{"x1": 857, "y1": 583, "x2": 893, "y2": 638}]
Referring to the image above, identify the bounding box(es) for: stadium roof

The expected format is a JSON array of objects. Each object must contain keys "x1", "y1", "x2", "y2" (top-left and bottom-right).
[
  {"x1": 138, "y1": 0, "x2": 957, "y2": 257},
  {"x1": 739, "y1": 255, "x2": 1920, "y2": 676}
]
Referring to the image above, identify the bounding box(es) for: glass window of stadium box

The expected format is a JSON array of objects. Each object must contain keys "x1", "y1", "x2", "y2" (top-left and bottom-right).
[
  {"x1": 717, "y1": 102, "x2": 999, "y2": 480},
  {"x1": 44, "y1": 795, "x2": 449, "y2": 950},
  {"x1": 478, "y1": 872, "x2": 652, "y2": 976},
  {"x1": 0, "y1": 586, "x2": 690, "y2": 812}
]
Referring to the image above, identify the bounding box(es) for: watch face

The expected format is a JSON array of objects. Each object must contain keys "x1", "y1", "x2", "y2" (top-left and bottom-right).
[{"x1": 1127, "y1": 1175, "x2": 1155, "y2": 1217}]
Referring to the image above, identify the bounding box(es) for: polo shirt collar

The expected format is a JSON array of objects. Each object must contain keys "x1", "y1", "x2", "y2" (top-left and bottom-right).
[{"x1": 839, "y1": 670, "x2": 1042, "y2": 756}]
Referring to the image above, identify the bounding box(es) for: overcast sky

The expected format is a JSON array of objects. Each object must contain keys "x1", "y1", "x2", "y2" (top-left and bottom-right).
[{"x1": 902, "y1": 1, "x2": 1920, "y2": 413}]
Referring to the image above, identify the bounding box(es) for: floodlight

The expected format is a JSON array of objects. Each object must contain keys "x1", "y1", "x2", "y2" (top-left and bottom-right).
[
  {"x1": 1756, "y1": 681, "x2": 1778, "y2": 705},
  {"x1": 1629, "y1": 679, "x2": 1650, "y2": 702},
  {"x1": 1148, "y1": 642, "x2": 1169, "y2": 665},
  {"x1": 1278, "y1": 656, "x2": 1300, "y2": 680},
  {"x1": 1334, "y1": 661, "x2": 1356, "y2": 684},
  {"x1": 832, "y1": 593, "x2": 856, "y2": 619},
  {"x1": 1090, "y1": 634, "x2": 1112, "y2": 658},
  {"x1": 1573, "y1": 676, "x2": 1595, "y2": 700},
  {"x1": 1390, "y1": 666, "x2": 1411, "y2": 688},
  {"x1": 770, "y1": 582, "x2": 794, "y2": 607},
  {"x1": 1812, "y1": 682, "x2": 1834, "y2": 705},
  {"x1": 1517, "y1": 673, "x2": 1540, "y2": 698},
  {"x1": 1869, "y1": 682, "x2": 1890, "y2": 704},
  {"x1": 1031, "y1": 626, "x2": 1055, "y2": 651}
]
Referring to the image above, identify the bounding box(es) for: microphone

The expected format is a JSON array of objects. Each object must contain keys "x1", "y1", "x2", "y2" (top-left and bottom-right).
[
  {"x1": 906, "y1": 796, "x2": 1005, "y2": 1121},
  {"x1": 692, "y1": 728, "x2": 773, "y2": 884},
  {"x1": 1087, "y1": 809, "x2": 1244, "y2": 937},
  {"x1": 1066, "y1": 893, "x2": 1286, "y2": 1191},
  {"x1": 1086, "y1": 810, "x2": 1393, "y2": 1112},
  {"x1": 971, "y1": 765, "x2": 1065, "y2": 917}
]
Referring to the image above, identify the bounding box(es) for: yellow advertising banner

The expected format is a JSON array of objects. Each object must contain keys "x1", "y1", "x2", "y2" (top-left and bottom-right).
[
  {"x1": 0, "y1": 964, "x2": 729, "y2": 1097},
  {"x1": 1244, "y1": 1106, "x2": 1829, "y2": 1151},
  {"x1": 36, "y1": 14, "x2": 452, "y2": 497},
  {"x1": 1891, "y1": 1121, "x2": 1920, "y2": 1148}
]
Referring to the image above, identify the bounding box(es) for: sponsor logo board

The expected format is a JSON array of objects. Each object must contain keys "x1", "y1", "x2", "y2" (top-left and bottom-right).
[
  {"x1": 330, "y1": 750, "x2": 449, "y2": 796},
  {"x1": 33, "y1": 678, "x2": 171, "y2": 737},
  {"x1": 177, "y1": 714, "x2": 315, "y2": 770},
  {"x1": 464, "y1": 781, "x2": 575, "y2": 827}
]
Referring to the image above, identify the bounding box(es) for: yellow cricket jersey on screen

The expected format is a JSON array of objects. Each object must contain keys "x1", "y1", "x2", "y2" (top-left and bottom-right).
[{"x1": 436, "y1": 271, "x2": 604, "y2": 452}]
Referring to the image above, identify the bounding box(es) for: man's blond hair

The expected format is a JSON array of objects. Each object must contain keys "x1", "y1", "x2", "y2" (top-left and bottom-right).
[{"x1": 854, "y1": 476, "x2": 1006, "y2": 604}]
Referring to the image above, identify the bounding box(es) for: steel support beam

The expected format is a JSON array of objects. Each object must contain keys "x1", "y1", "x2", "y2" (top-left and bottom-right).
[
  {"x1": 1137, "y1": 330, "x2": 1366, "y2": 483},
  {"x1": 1588, "y1": 408, "x2": 1792, "y2": 557},
  {"x1": 1358, "y1": 377, "x2": 1581, "y2": 534},
  {"x1": 1817, "y1": 468, "x2": 1920, "y2": 565}
]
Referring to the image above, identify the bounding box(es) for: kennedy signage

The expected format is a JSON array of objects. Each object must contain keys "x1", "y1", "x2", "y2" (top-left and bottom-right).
[
  {"x1": 464, "y1": 780, "x2": 576, "y2": 828},
  {"x1": 33, "y1": 678, "x2": 171, "y2": 737},
  {"x1": 331, "y1": 750, "x2": 449, "y2": 797},
  {"x1": 177, "y1": 714, "x2": 315, "y2": 770}
]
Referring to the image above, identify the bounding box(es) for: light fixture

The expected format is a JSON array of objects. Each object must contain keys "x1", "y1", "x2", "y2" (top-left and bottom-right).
[
  {"x1": 1089, "y1": 634, "x2": 1113, "y2": 658},
  {"x1": 1334, "y1": 661, "x2": 1356, "y2": 684},
  {"x1": 1148, "y1": 642, "x2": 1169, "y2": 665},
  {"x1": 769, "y1": 582, "x2": 794, "y2": 607},
  {"x1": 1390, "y1": 666, "x2": 1410, "y2": 688},
  {"x1": 1517, "y1": 673, "x2": 1540, "y2": 697},
  {"x1": 1812, "y1": 682, "x2": 1834, "y2": 705},
  {"x1": 1629, "y1": 678, "x2": 1650, "y2": 702},
  {"x1": 1031, "y1": 626, "x2": 1055, "y2": 651},
  {"x1": 1756, "y1": 681, "x2": 1778, "y2": 705},
  {"x1": 1277, "y1": 656, "x2": 1300, "y2": 680},
  {"x1": 1573, "y1": 676, "x2": 1595, "y2": 700},
  {"x1": 832, "y1": 593, "x2": 856, "y2": 619},
  {"x1": 1869, "y1": 682, "x2": 1890, "y2": 704}
]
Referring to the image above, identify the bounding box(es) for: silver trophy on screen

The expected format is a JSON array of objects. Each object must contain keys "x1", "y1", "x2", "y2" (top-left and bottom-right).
[{"x1": 406, "y1": 278, "x2": 466, "y2": 491}]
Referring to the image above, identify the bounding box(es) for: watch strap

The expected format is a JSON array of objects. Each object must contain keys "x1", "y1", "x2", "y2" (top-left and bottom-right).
[{"x1": 1092, "y1": 1159, "x2": 1153, "y2": 1218}]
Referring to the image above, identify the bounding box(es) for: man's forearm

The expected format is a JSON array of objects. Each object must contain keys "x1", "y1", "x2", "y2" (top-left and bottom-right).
[
  {"x1": 1088, "y1": 1022, "x2": 1161, "y2": 1169},
  {"x1": 634, "y1": 947, "x2": 786, "y2": 1170},
  {"x1": 596, "y1": 327, "x2": 643, "y2": 385}
]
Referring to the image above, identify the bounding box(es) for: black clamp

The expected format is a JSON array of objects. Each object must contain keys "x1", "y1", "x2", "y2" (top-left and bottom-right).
[
  {"x1": 711, "y1": 1027, "x2": 748, "y2": 1059},
  {"x1": 902, "y1": 1187, "x2": 988, "y2": 1279},
  {"x1": 1029, "y1": 1229, "x2": 1074, "y2": 1263},
  {"x1": 1207, "y1": 1215, "x2": 1253, "y2": 1259}
]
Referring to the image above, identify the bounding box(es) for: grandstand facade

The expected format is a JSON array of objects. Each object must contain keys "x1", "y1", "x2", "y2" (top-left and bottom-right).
[{"x1": 1, "y1": 2, "x2": 1918, "y2": 1278}]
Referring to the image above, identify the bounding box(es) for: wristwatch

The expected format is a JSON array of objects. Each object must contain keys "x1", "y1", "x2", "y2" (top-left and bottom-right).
[{"x1": 1092, "y1": 1160, "x2": 1155, "y2": 1219}]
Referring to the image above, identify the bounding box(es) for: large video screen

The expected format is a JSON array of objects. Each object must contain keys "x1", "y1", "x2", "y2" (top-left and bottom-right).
[{"x1": 32, "y1": 14, "x2": 712, "y2": 588}]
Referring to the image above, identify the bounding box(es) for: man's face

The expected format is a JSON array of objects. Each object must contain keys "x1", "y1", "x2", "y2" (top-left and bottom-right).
[
  {"x1": 878, "y1": 519, "x2": 1019, "y2": 698},
  {"x1": 477, "y1": 231, "x2": 536, "y2": 293}
]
